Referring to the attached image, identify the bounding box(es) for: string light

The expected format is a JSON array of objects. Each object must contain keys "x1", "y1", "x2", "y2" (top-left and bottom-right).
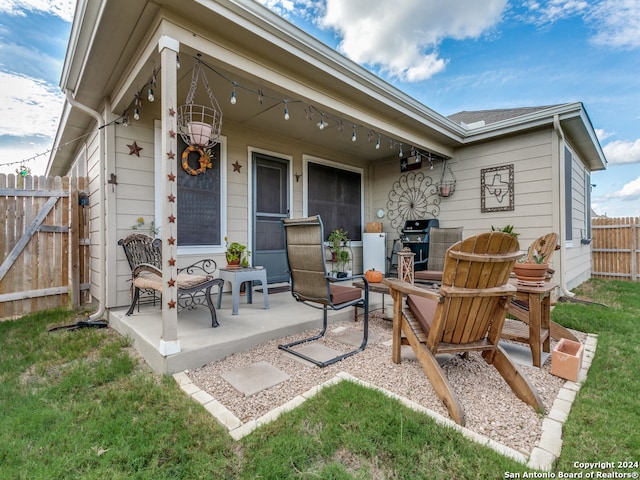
[
  {"x1": 230, "y1": 82, "x2": 237, "y2": 104},
  {"x1": 148, "y1": 65, "x2": 157, "y2": 102},
  {"x1": 318, "y1": 113, "x2": 327, "y2": 130},
  {"x1": 115, "y1": 54, "x2": 447, "y2": 165}
]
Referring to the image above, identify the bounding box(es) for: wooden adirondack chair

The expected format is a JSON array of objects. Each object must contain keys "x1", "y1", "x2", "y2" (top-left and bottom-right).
[
  {"x1": 506, "y1": 232, "x2": 578, "y2": 342},
  {"x1": 384, "y1": 231, "x2": 544, "y2": 426}
]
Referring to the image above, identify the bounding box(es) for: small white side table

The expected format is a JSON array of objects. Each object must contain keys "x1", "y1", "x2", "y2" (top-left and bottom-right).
[{"x1": 217, "y1": 267, "x2": 270, "y2": 315}]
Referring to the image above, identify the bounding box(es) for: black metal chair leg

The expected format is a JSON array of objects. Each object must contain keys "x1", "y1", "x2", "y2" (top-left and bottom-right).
[{"x1": 126, "y1": 287, "x2": 140, "y2": 316}]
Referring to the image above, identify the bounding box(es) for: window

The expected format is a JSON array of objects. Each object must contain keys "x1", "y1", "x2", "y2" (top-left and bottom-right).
[
  {"x1": 564, "y1": 146, "x2": 573, "y2": 242},
  {"x1": 175, "y1": 138, "x2": 222, "y2": 246},
  {"x1": 306, "y1": 160, "x2": 362, "y2": 242},
  {"x1": 585, "y1": 173, "x2": 592, "y2": 240}
]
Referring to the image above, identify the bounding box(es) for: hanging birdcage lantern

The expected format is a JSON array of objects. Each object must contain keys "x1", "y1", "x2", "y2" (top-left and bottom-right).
[
  {"x1": 177, "y1": 55, "x2": 223, "y2": 149},
  {"x1": 437, "y1": 158, "x2": 456, "y2": 197}
]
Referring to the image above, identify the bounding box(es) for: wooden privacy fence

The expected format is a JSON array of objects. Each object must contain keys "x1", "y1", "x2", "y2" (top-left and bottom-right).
[
  {"x1": 591, "y1": 217, "x2": 640, "y2": 281},
  {"x1": 0, "y1": 175, "x2": 90, "y2": 320}
]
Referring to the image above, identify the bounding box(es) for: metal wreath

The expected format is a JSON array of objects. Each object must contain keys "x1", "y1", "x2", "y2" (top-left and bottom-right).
[{"x1": 386, "y1": 171, "x2": 440, "y2": 233}]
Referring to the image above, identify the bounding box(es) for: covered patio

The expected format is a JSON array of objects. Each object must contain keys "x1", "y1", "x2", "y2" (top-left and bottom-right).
[{"x1": 108, "y1": 283, "x2": 387, "y2": 374}]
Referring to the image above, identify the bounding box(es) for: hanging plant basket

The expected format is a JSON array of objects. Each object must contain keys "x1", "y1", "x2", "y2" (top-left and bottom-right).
[
  {"x1": 437, "y1": 181, "x2": 456, "y2": 197},
  {"x1": 177, "y1": 55, "x2": 223, "y2": 150},
  {"x1": 436, "y1": 159, "x2": 456, "y2": 197}
]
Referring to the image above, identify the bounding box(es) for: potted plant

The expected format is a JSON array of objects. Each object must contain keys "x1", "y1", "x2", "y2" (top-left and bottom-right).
[
  {"x1": 490, "y1": 224, "x2": 519, "y2": 239},
  {"x1": 327, "y1": 228, "x2": 351, "y2": 277},
  {"x1": 225, "y1": 237, "x2": 250, "y2": 267},
  {"x1": 513, "y1": 250, "x2": 549, "y2": 284},
  {"x1": 335, "y1": 249, "x2": 351, "y2": 278}
]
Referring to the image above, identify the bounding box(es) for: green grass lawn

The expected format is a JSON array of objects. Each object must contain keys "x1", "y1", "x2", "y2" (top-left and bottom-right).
[{"x1": 1, "y1": 278, "x2": 638, "y2": 479}]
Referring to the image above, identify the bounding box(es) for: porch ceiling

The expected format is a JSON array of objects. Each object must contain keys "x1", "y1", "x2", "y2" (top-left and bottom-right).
[{"x1": 52, "y1": 0, "x2": 462, "y2": 175}]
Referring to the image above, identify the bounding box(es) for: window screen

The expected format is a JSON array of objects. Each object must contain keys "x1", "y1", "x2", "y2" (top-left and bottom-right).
[
  {"x1": 307, "y1": 162, "x2": 362, "y2": 241},
  {"x1": 564, "y1": 146, "x2": 573, "y2": 241},
  {"x1": 176, "y1": 139, "x2": 221, "y2": 246}
]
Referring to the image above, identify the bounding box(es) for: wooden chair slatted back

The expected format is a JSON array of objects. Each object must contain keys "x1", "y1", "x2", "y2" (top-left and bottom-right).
[
  {"x1": 430, "y1": 232, "x2": 521, "y2": 348},
  {"x1": 526, "y1": 232, "x2": 558, "y2": 264}
]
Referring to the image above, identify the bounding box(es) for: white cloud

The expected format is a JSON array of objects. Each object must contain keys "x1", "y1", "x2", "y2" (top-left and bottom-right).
[
  {"x1": 602, "y1": 139, "x2": 640, "y2": 165},
  {"x1": 0, "y1": 0, "x2": 75, "y2": 22},
  {"x1": 317, "y1": 0, "x2": 507, "y2": 81},
  {"x1": 522, "y1": 0, "x2": 590, "y2": 23},
  {"x1": 522, "y1": 0, "x2": 640, "y2": 50},
  {"x1": 0, "y1": 71, "x2": 64, "y2": 138},
  {"x1": 0, "y1": 138, "x2": 52, "y2": 175},
  {"x1": 588, "y1": 0, "x2": 640, "y2": 49},
  {"x1": 595, "y1": 128, "x2": 614, "y2": 142},
  {"x1": 616, "y1": 176, "x2": 640, "y2": 198}
]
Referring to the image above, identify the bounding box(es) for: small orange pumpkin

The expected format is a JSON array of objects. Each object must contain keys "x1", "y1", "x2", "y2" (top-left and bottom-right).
[{"x1": 365, "y1": 268, "x2": 383, "y2": 283}]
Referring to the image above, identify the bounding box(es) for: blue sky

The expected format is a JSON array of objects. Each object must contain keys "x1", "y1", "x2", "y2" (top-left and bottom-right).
[{"x1": 1, "y1": 0, "x2": 639, "y2": 217}]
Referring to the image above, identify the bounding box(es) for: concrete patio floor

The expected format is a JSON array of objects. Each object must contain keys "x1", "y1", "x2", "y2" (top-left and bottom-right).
[{"x1": 108, "y1": 283, "x2": 386, "y2": 374}]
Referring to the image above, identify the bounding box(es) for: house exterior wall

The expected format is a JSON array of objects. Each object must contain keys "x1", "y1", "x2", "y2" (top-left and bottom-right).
[
  {"x1": 564, "y1": 145, "x2": 592, "y2": 290},
  {"x1": 369, "y1": 127, "x2": 593, "y2": 290},
  {"x1": 370, "y1": 129, "x2": 556, "y2": 255},
  {"x1": 71, "y1": 128, "x2": 100, "y2": 304},
  {"x1": 113, "y1": 124, "x2": 155, "y2": 308},
  {"x1": 110, "y1": 118, "x2": 373, "y2": 308}
]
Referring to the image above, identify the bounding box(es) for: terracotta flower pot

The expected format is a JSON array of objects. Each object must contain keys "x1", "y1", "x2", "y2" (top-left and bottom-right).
[
  {"x1": 512, "y1": 263, "x2": 548, "y2": 284},
  {"x1": 226, "y1": 258, "x2": 241, "y2": 268}
]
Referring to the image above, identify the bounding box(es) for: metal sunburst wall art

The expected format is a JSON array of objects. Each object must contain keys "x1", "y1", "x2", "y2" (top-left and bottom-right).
[{"x1": 386, "y1": 171, "x2": 441, "y2": 233}]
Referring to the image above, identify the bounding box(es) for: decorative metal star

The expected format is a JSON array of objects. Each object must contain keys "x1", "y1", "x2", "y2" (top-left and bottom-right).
[
  {"x1": 169, "y1": 129, "x2": 176, "y2": 138},
  {"x1": 168, "y1": 173, "x2": 176, "y2": 182},
  {"x1": 167, "y1": 150, "x2": 175, "y2": 159},
  {"x1": 232, "y1": 161, "x2": 242, "y2": 173},
  {"x1": 168, "y1": 236, "x2": 176, "y2": 245},
  {"x1": 168, "y1": 215, "x2": 176, "y2": 223},
  {"x1": 127, "y1": 141, "x2": 143, "y2": 156},
  {"x1": 168, "y1": 194, "x2": 175, "y2": 202},
  {"x1": 168, "y1": 258, "x2": 176, "y2": 266},
  {"x1": 168, "y1": 300, "x2": 176, "y2": 309},
  {"x1": 168, "y1": 278, "x2": 175, "y2": 287},
  {"x1": 169, "y1": 107, "x2": 175, "y2": 116}
]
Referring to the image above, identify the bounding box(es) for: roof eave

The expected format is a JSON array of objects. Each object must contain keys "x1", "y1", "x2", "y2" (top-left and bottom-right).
[{"x1": 456, "y1": 103, "x2": 607, "y2": 171}]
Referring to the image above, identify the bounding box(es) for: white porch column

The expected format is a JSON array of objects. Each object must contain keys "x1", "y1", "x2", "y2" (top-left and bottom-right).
[{"x1": 158, "y1": 35, "x2": 181, "y2": 356}]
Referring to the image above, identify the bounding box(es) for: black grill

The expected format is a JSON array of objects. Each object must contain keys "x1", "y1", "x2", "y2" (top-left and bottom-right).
[{"x1": 401, "y1": 219, "x2": 439, "y2": 270}]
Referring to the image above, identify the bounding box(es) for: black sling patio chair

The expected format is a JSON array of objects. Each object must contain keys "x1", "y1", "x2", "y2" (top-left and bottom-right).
[{"x1": 278, "y1": 216, "x2": 370, "y2": 367}]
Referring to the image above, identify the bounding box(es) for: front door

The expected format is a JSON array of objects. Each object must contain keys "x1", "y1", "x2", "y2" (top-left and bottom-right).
[{"x1": 252, "y1": 153, "x2": 289, "y2": 283}]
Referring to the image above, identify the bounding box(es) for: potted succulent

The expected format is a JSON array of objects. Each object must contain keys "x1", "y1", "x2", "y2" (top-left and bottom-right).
[
  {"x1": 513, "y1": 250, "x2": 549, "y2": 284},
  {"x1": 225, "y1": 237, "x2": 250, "y2": 268}
]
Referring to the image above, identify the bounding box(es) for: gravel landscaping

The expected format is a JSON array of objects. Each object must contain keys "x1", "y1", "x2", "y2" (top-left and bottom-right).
[{"x1": 187, "y1": 311, "x2": 583, "y2": 456}]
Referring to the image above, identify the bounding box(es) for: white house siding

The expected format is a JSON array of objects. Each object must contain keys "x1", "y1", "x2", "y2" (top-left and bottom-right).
[
  {"x1": 110, "y1": 118, "x2": 372, "y2": 308},
  {"x1": 370, "y1": 130, "x2": 556, "y2": 262},
  {"x1": 111, "y1": 124, "x2": 156, "y2": 307},
  {"x1": 71, "y1": 128, "x2": 100, "y2": 305}
]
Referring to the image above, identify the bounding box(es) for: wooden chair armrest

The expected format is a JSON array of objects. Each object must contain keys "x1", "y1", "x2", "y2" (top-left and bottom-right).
[
  {"x1": 383, "y1": 278, "x2": 441, "y2": 302},
  {"x1": 439, "y1": 283, "x2": 516, "y2": 298}
]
